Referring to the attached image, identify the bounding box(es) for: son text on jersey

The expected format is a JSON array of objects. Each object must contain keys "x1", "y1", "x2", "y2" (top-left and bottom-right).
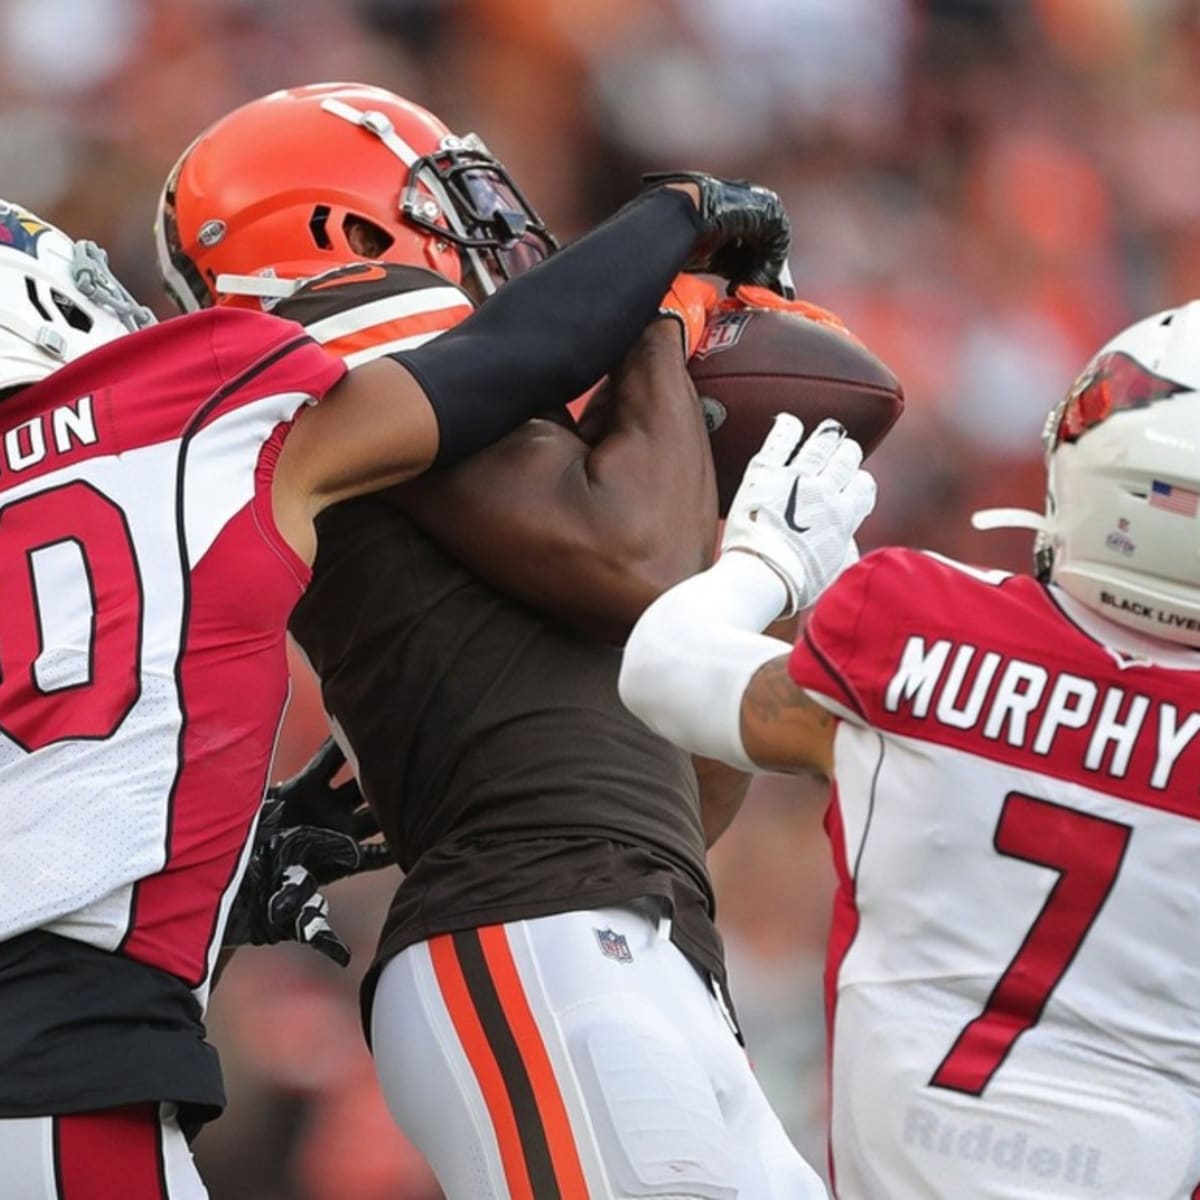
[{"x1": 1, "y1": 396, "x2": 98, "y2": 475}]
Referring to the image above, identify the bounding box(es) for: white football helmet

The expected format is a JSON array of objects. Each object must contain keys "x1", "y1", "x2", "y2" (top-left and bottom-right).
[
  {"x1": 0, "y1": 199, "x2": 153, "y2": 392},
  {"x1": 974, "y1": 301, "x2": 1200, "y2": 645}
]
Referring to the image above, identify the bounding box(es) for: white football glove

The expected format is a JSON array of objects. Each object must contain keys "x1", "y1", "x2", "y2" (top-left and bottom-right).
[{"x1": 721, "y1": 414, "x2": 876, "y2": 616}]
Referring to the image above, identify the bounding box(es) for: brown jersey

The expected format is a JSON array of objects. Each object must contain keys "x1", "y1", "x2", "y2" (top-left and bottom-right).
[{"x1": 279, "y1": 265, "x2": 724, "y2": 1007}]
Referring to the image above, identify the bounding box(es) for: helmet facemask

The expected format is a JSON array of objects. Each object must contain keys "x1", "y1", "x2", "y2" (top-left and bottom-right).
[
  {"x1": 400, "y1": 136, "x2": 557, "y2": 296},
  {"x1": 318, "y1": 97, "x2": 556, "y2": 301}
]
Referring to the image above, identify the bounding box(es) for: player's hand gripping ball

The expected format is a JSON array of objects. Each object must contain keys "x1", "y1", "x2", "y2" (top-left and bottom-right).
[
  {"x1": 722, "y1": 415, "x2": 876, "y2": 616},
  {"x1": 643, "y1": 171, "x2": 792, "y2": 290}
]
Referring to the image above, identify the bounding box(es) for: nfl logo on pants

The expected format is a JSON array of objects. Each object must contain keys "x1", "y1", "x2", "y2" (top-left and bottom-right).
[{"x1": 594, "y1": 927, "x2": 633, "y2": 963}]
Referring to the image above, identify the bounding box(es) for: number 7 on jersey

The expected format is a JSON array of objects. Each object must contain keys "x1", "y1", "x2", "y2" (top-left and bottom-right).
[{"x1": 930, "y1": 792, "x2": 1131, "y2": 1095}]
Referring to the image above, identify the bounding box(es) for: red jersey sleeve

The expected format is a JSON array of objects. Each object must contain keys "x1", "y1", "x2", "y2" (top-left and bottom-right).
[
  {"x1": 196, "y1": 308, "x2": 347, "y2": 435},
  {"x1": 789, "y1": 548, "x2": 1026, "y2": 727},
  {"x1": 20, "y1": 308, "x2": 344, "y2": 463},
  {"x1": 787, "y1": 550, "x2": 891, "y2": 721}
]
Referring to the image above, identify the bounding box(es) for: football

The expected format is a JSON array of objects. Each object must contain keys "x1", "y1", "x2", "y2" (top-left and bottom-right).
[{"x1": 688, "y1": 307, "x2": 904, "y2": 513}]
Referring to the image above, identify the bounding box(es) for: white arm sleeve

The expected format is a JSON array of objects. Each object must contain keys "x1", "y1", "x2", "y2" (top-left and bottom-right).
[{"x1": 618, "y1": 551, "x2": 794, "y2": 771}]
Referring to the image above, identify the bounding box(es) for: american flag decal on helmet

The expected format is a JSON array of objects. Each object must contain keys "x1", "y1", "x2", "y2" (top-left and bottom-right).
[
  {"x1": 1149, "y1": 480, "x2": 1200, "y2": 517},
  {"x1": 593, "y1": 927, "x2": 633, "y2": 963}
]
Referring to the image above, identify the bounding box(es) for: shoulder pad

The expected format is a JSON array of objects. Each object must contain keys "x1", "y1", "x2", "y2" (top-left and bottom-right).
[
  {"x1": 274, "y1": 264, "x2": 474, "y2": 366},
  {"x1": 276, "y1": 264, "x2": 471, "y2": 326}
]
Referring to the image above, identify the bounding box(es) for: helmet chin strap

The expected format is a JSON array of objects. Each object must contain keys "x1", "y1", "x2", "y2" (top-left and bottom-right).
[
  {"x1": 973, "y1": 507, "x2": 1055, "y2": 583},
  {"x1": 216, "y1": 273, "x2": 301, "y2": 300},
  {"x1": 0, "y1": 308, "x2": 67, "y2": 360},
  {"x1": 971, "y1": 507, "x2": 1050, "y2": 533}
]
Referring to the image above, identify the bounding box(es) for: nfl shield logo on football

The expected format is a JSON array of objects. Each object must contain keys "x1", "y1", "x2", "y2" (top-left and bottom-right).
[
  {"x1": 693, "y1": 311, "x2": 751, "y2": 359},
  {"x1": 594, "y1": 927, "x2": 633, "y2": 963}
]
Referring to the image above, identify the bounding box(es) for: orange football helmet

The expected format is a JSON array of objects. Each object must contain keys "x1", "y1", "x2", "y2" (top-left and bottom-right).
[{"x1": 155, "y1": 82, "x2": 557, "y2": 312}]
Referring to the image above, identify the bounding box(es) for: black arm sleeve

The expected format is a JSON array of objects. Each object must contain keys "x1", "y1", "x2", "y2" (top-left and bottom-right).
[{"x1": 392, "y1": 187, "x2": 702, "y2": 466}]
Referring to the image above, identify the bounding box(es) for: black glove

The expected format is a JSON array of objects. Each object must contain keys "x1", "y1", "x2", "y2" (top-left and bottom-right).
[
  {"x1": 224, "y1": 820, "x2": 391, "y2": 966},
  {"x1": 642, "y1": 171, "x2": 792, "y2": 293},
  {"x1": 224, "y1": 820, "x2": 393, "y2": 966},
  {"x1": 268, "y1": 737, "x2": 377, "y2": 840},
  {"x1": 224, "y1": 742, "x2": 392, "y2": 966}
]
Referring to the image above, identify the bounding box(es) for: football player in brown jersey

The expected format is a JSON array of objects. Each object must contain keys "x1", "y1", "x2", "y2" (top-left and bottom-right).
[{"x1": 157, "y1": 83, "x2": 826, "y2": 1199}]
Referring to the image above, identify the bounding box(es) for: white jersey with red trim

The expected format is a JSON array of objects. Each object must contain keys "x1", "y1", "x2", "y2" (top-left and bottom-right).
[
  {"x1": 0, "y1": 307, "x2": 345, "y2": 999},
  {"x1": 789, "y1": 548, "x2": 1200, "y2": 1200}
]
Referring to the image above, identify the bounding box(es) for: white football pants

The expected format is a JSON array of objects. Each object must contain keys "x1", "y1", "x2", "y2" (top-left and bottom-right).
[{"x1": 371, "y1": 900, "x2": 828, "y2": 1199}]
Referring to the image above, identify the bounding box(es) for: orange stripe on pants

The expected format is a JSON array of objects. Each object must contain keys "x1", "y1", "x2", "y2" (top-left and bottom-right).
[
  {"x1": 478, "y1": 925, "x2": 590, "y2": 1198},
  {"x1": 429, "y1": 934, "x2": 535, "y2": 1200}
]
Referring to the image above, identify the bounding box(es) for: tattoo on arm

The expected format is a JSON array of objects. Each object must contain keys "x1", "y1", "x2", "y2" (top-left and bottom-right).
[
  {"x1": 740, "y1": 656, "x2": 837, "y2": 776},
  {"x1": 746, "y1": 658, "x2": 833, "y2": 727}
]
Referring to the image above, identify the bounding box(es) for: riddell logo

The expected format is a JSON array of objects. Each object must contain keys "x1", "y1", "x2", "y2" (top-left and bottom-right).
[{"x1": 903, "y1": 1106, "x2": 1103, "y2": 1191}]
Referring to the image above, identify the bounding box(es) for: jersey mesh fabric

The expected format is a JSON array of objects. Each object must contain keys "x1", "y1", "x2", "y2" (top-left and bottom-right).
[
  {"x1": 0, "y1": 308, "x2": 344, "y2": 1123},
  {"x1": 790, "y1": 548, "x2": 1200, "y2": 1200}
]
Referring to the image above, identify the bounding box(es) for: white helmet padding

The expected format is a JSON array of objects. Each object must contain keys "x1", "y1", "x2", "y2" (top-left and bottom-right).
[
  {"x1": 974, "y1": 301, "x2": 1200, "y2": 646},
  {"x1": 0, "y1": 199, "x2": 153, "y2": 392}
]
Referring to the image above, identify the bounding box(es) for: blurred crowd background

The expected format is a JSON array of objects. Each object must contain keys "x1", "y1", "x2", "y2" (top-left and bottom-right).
[{"x1": 5, "y1": 0, "x2": 1200, "y2": 1194}]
